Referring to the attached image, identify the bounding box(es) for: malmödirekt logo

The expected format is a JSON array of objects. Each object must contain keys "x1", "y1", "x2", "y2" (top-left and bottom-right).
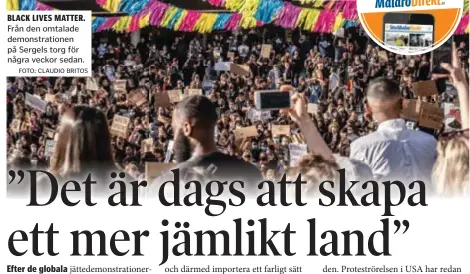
[{"x1": 375, "y1": 0, "x2": 444, "y2": 8}]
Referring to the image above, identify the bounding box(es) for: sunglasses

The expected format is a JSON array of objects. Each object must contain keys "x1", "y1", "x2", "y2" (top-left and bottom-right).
[{"x1": 440, "y1": 128, "x2": 469, "y2": 140}]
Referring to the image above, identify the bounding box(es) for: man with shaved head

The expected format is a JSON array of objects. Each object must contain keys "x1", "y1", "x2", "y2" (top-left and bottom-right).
[
  {"x1": 162, "y1": 95, "x2": 262, "y2": 185},
  {"x1": 350, "y1": 77, "x2": 437, "y2": 182}
]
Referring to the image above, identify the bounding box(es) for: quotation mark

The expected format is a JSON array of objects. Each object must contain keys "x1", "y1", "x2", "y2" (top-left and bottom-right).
[
  {"x1": 9, "y1": 170, "x2": 25, "y2": 185},
  {"x1": 393, "y1": 220, "x2": 410, "y2": 234}
]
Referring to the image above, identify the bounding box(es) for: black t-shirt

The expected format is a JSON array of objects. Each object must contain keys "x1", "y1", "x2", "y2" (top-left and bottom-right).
[{"x1": 155, "y1": 152, "x2": 263, "y2": 190}]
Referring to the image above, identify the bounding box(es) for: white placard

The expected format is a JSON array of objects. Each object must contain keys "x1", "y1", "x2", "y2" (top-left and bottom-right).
[
  {"x1": 288, "y1": 143, "x2": 308, "y2": 167},
  {"x1": 25, "y1": 93, "x2": 46, "y2": 112}
]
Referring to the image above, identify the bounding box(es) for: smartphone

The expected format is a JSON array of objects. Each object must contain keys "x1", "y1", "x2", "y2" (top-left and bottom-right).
[
  {"x1": 432, "y1": 37, "x2": 453, "y2": 70},
  {"x1": 432, "y1": 37, "x2": 453, "y2": 94},
  {"x1": 254, "y1": 90, "x2": 292, "y2": 110},
  {"x1": 383, "y1": 13, "x2": 435, "y2": 53}
]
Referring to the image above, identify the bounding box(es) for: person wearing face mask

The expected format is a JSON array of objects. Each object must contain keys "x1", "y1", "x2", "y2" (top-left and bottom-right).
[{"x1": 153, "y1": 96, "x2": 262, "y2": 188}]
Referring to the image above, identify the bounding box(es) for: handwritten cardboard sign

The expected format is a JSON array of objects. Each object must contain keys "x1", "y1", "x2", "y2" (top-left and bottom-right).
[
  {"x1": 234, "y1": 126, "x2": 258, "y2": 140},
  {"x1": 44, "y1": 127, "x2": 55, "y2": 139},
  {"x1": 128, "y1": 90, "x2": 148, "y2": 107},
  {"x1": 230, "y1": 63, "x2": 251, "y2": 76},
  {"x1": 261, "y1": 44, "x2": 272, "y2": 58},
  {"x1": 378, "y1": 51, "x2": 388, "y2": 62},
  {"x1": 402, "y1": 99, "x2": 420, "y2": 121},
  {"x1": 25, "y1": 93, "x2": 47, "y2": 113},
  {"x1": 187, "y1": 89, "x2": 203, "y2": 96},
  {"x1": 45, "y1": 140, "x2": 56, "y2": 158},
  {"x1": 110, "y1": 115, "x2": 130, "y2": 138},
  {"x1": 307, "y1": 103, "x2": 318, "y2": 114},
  {"x1": 167, "y1": 90, "x2": 183, "y2": 103},
  {"x1": 412, "y1": 80, "x2": 439, "y2": 97},
  {"x1": 288, "y1": 143, "x2": 308, "y2": 167},
  {"x1": 113, "y1": 80, "x2": 127, "y2": 94},
  {"x1": 155, "y1": 91, "x2": 171, "y2": 108},
  {"x1": 11, "y1": 119, "x2": 21, "y2": 132},
  {"x1": 272, "y1": 125, "x2": 290, "y2": 136},
  {"x1": 44, "y1": 94, "x2": 57, "y2": 103},
  {"x1": 145, "y1": 162, "x2": 176, "y2": 181},
  {"x1": 418, "y1": 102, "x2": 444, "y2": 130}
]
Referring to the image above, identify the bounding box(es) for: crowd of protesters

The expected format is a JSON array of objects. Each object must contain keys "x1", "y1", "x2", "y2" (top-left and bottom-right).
[{"x1": 6, "y1": 27, "x2": 469, "y2": 195}]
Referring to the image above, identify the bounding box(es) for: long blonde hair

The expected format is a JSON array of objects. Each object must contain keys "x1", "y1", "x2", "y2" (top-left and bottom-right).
[{"x1": 432, "y1": 136, "x2": 469, "y2": 196}]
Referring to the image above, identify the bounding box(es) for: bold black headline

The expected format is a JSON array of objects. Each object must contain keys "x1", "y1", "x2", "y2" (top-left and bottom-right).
[{"x1": 7, "y1": 169, "x2": 426, "y2": 266}]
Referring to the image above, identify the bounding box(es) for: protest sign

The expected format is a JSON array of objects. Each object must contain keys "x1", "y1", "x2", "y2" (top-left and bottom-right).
[
  {"x1": 443, "y1": 103, "x2": 461, "y2": 132},
  {"x1": 402, "y1": 99, "x2": 420, "y2": 121},
  {"x1": 86, "y1": 77, "x2": 99, "y2": 91},
  {"x1": 260, "y1": 111, "x2": 272, "y2": 120},
  {"x1": 214, "y1": 62, "x2": 231, "y2": 71},
  {"x1": 45, "y1": 140, "x2": 56, "y2": 158},
  {"x1": 167, "y1": 90, "x2": 183, "y2": 103},
  {"x1": 272, "y1": 125, "x2": 290, "y2": 136},
  {"x1": 261, "y1": 44, "x2": 272, "y2": 58},
  {"x1": 110, "y1": 115, "x2": 130, "y2": 138},
  {"x1": 128, "y1": 90, "x2": 148, "y2": 107},
  {"x1": 418, "y1": 102, "x2": 444, "y2": 130},
  {"x1": 307, "y1": 103, "x2": 318, "y2": 114},
  {"x1": 145, "y1": 162, "x2": 176, "y2": 181},
  {"x1": 248, "y1": 109, "x2": 271, "y2": 122},
  {"x1": 10, "y1": 119, "x2": 21, "y2": 133},
  {"x1": 44, "y1": 94, "x2": 57, "y2": 103},
  {"x1": 188, "y1": 89, "x2": 203, "y2": 96},
  {"x1": 230, "y1": 63, "x2": 251, "y2": 76},
  {"x1": 155, "y1": 91, "x2": 171, "y2": 108},
  {"x1": 288, "y1": 144, "x2": 308, "y2": 167},
  {"x1": 234, "y1": 126, "x2": 258, "y2": 140},
  {"x1": 378, "y1": 51, "x2": 388, "y2": 62},
  {"x1": 113, "y1": 79, "x2": 127, "y2": 94},
  {"x1": 412, "y1": 80, "x2": 439, "y2": 97},
  {"x1": 44, "y1": 127, "x2": 55, "y2": 139},
  {"x1": 25, "y1": 93, "x2": 47, "y2": 113}
]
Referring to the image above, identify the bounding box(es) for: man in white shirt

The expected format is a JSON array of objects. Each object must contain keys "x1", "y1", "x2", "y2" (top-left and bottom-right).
[{"x1": 350, "y1": 78, "x2": 437, "y2": 182}]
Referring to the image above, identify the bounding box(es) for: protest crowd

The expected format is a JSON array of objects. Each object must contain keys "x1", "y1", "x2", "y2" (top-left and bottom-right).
[{"x1": 6, "y1": 26, "x2": 470, "y2": 196}]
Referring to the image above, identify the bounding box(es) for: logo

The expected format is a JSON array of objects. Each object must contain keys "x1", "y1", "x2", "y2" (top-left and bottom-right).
[{"x1": 375, "y1": 0, "x2": 442, "y2": 9}]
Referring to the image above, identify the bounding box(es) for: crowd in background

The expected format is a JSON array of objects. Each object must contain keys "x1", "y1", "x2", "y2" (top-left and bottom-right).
[{"x1": 6, "y1": 27, "x2": 469, "y2": 194}]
